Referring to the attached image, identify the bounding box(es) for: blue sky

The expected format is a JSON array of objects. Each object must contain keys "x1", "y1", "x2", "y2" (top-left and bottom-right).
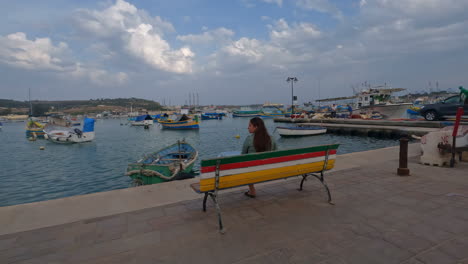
[{"x1": 1, "y1": 0, "x2": 467, "y2": 105}]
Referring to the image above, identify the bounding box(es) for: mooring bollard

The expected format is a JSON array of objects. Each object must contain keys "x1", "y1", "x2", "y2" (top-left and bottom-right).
[{"x1": 397, "y1": 135, "x2": 410, "y2": 176}]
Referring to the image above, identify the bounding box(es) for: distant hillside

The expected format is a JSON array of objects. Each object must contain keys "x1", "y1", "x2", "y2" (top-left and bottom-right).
[
  {"x1": 0, "y1": 98, "x2": 164, "y2": 115},
  {"x1": 0, "y1": 99, "x2": 30, "y2": 108}
]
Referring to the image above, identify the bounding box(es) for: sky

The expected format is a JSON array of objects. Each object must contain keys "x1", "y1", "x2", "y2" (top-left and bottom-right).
[{"x1": 1, "y1": 0, "x2": 468, "y2": 105}]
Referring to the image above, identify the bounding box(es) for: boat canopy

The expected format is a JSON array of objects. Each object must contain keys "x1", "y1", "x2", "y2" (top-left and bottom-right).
[
  {"x1": 135, "y1": 114, "x2": 153, "y2": 121},
  {"x1": 83, "y1": 118, "x2": 95, "y2": 132}
]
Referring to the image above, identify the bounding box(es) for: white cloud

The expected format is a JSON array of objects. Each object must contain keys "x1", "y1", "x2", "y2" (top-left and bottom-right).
[
  {"x1": 74, "y1": 0, "x2": 174, "y2": 37},
  {"x1": 0, "y1": 32, "x2": 71, "y2": 71},
  {"x1": 74, "y1": 0, "x2": 193, "y2": 73},
  {"x1": 126, "y1": 24, "x2": 194, "y2": 73},
  {"x1": 223, "y1": 38, "x2": 267, "y2": 63},
  {"x1": 208, "y1": 18, "x2": 323, "y2": 73},
  {"x1": 177, "y1": 27, "x2": 235, "y2": 45},
  {"x1": 270, "y1": 18, "x2": 321, "y2": 44},
  {"x1": 0, "y1": 32, "x2": 128, "y2": 86}
]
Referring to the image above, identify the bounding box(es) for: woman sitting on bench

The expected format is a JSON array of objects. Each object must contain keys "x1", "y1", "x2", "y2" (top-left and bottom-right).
[{"x1": 242, "y1": 117, "x2": 277, "y2": 198}]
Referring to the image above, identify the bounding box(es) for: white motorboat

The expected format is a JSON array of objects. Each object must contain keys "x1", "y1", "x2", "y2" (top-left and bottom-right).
[
  {"x1": 316, "y1": 84, "x2": 412, "y2": 119},
  {"x1": 277, "y1": 125, "x2": 327, "y2": 137},
  {"x1": 44, "y1": 118, "x2": 95, "y2": 144},
  {"x1": 130, "y1": 114, "x2": 153, "y2": 126}
]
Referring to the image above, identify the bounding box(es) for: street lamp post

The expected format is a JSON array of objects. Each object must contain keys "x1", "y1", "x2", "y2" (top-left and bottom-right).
[{"x1": 286, "y1": 77, "x2": 298, "y2": 115}]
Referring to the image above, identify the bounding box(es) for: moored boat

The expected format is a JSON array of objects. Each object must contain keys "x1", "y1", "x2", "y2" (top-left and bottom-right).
[
  {"x1": 25, "y1": 119, "x2": 45, "y2": 138},
  {"x1": 44, "y1": 118, "x2": 95, "y2": 144},
  {"x1": 159, "y1": 115, "x2": 200, "y2": 129},
  {"x1": 316, "y1": 84, "x2": 412, "y2": 119},
  {"x1": 126, "y1": 140, "x2": 198, "y2": 185},
  {"x1": 130, "y1": 114, "x2": 153, "y2": 126},
  {"x1": 261, "y1": 103, "x2": 286, "y2": 118},
  {"x1": 201, "y1": 113, "x2": 223, "y2": 120},
  {"x1": 232, "y1": 107, "x2": 261, "y2": 117},
  {"x1": 277, "y1": 125, "x2": 327, "y2": 137}
]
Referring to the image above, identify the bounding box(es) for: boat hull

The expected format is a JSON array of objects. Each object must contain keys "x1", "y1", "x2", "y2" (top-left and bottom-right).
[
  {"x1": 260, "y1": 113, "x2": 284, "y2": 118},
  {"x1": 127, "y1": 163, "x2": 196, "y2": 185},
  {"x1": 159, "y1": 120, "x2": 200, "y2": 129},
  {"x1": 277, "y1": 126, "x2": 327, "y2": 137},
  {"x1": 358, "y1": 103, "x2": 412, "y2": 119},
  {"x1": 130, "y1": 120, "x2": 153, "y2": 126},
  {"x1": 232, "y1": 110, "x2": 261, "y2": 118},
  {"x1": 201, "y1": 114, "x2": 223, "y2": 120},
  {"x1": 25, "y1": 120, "x2": 45, "y2": 138},
  {"x1": 233, "y1": 114, "x2": 260, "y2": 117},
  {"x1": 26, "y1": 129, "x2": 45, "y2": 138},
  {"x1": 45, "y1": 131, "x2": 95, "y2": 144},
  {"x1": 126, "y1": 141, "x2": 198, "y2": 185}
]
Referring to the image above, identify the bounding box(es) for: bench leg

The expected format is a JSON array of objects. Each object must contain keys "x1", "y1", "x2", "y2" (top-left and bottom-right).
[
  {"x1": 208, "y1": 193, "x2": 225, "y2": 234},
  {"x1": 317, "y1": 172, "x2": 334, "y2": 205},
  {"x1": 305, "y1": 172, "x2": 334, "y2": 205},
  {"x1": 298, "y1": 175, "x2": 308, "y2": 191},
  {"x1": 202, "y1": 193, "x2": 209, "y2": 212}
]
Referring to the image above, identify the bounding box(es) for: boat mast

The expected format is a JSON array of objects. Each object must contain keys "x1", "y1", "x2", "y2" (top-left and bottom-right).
[{"x1": 29, "y1": 88, "x2": 32, "y2": 117}]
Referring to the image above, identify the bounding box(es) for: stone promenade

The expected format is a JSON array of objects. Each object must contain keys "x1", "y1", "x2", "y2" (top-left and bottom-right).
[{"x1": 1, "y1": 150, "x2": 468, "y2": 263}]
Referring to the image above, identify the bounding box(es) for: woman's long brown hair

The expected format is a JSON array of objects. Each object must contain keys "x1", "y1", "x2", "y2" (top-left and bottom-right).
[{"x1": 250, "y1": 117, "x2": 272, "y2": 152}]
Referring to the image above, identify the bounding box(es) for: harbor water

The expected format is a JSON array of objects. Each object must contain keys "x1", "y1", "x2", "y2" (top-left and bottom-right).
[{"x1": 0, "y1": 118, "x2": 400, "y2": 207}]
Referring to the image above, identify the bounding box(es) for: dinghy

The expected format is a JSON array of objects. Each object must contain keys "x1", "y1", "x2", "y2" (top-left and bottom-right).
[
  {"x1": 277, "y1": 125, "x2": 327, "y2": 137},
  {"x1": 126, "y1": 140, "x2": 198, "y2": 185}
]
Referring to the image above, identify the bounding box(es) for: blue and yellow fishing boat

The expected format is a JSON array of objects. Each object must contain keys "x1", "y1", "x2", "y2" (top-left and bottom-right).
[
  {"x1": 25, "y1": 119, "x2": 45, "y2": 138},
  {"x1": 260, "y1": 103, "x2": 286, "y2": 118},
  {"x1": 159, "y1": 115, "x2": 200, "y2": 129}
]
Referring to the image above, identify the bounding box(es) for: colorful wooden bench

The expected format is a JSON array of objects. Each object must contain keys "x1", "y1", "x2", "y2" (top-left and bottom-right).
[{"x1": 190, "y1": 143, "x2": 339, "y2": 233}]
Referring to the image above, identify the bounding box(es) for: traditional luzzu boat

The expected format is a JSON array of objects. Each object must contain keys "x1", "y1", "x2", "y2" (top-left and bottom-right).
[
  {"x1": 151, "y1": 114, "x2": 169, "y2": 123},
  {"x1": 232, "y1": 106, "x2": 261, "y2": 117},
  {"x1": 159, "y1": 115, "x2": 200, "y2": 129},
  {"x1": 25, "y1": 119, "x2": 46, "y2": 138},
  {"x1": 43, "y1": 118, "x2": 95, "y2": 144},
  {"x1": 276, "y1": 125, "x2": 327, "y2": 137},
  {"x1": 260, "y1": 103, "x2": 286, "y2": 118},
  {"x1": 126, "y1": 140, "x2": 198, "y2": 185}
]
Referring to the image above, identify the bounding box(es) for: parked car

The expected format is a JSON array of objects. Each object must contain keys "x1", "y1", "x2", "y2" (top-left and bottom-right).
[{"x1": 419, "y1": 95, "x2": 468, "y2": 121}]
